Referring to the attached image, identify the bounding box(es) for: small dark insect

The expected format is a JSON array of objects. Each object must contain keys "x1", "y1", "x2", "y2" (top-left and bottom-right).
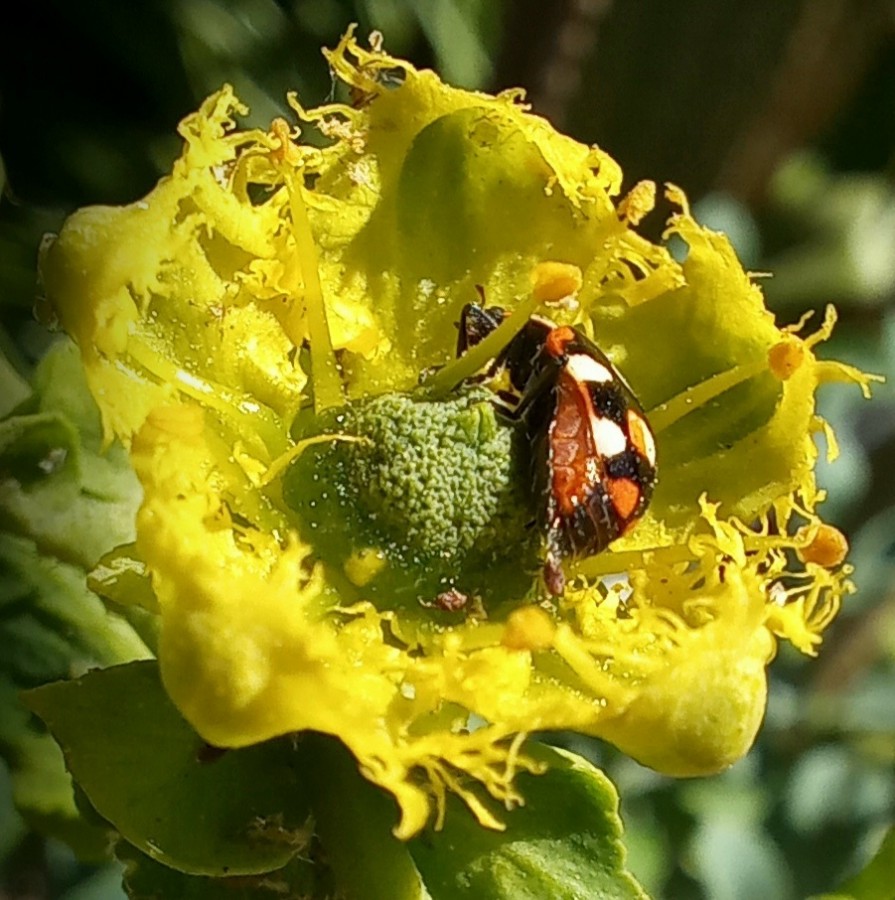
[{"x1": 423, "y1": 587, "x2": 469, "y2": 612}]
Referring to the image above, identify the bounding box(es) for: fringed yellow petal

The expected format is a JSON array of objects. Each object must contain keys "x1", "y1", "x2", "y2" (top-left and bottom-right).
[{"x1": 41, "y1": 29, "x2": 878, "y2": 837}]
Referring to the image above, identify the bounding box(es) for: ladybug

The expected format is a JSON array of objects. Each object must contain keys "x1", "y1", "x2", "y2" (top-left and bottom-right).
[{"x1": 457, "y1": 302, "x2": 657, "y2": 595}]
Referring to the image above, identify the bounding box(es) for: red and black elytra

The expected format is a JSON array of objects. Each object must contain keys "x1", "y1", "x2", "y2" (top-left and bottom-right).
[{"x1": 458, "y1": 302, "x2": 657, "y2": 596}]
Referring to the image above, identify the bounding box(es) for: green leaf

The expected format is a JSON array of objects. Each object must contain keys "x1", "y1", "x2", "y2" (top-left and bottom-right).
[
  {"x1": 0, "y1": 348, "x2": 31, "y2": 418},
  {"x1": 409, "y1": 742, "x2": 648, "y2": 900},
  {"x1": 0, "y1": 409, "x2": 78, "y2": 485},
  {"x1": 89, "y1": 544, "x2": 159, "y2": 616},
  {"x1": 29, "y1": 338, "x2": 105, "y2": 440},
  {"x1": 59, "y1": 862, "x2": 128, "y2": 900},
  {"x1": 303, "y1": 736, "x2": 646, "y2": 900},
  {"x1": 784, "y1": 745, "x2": 894, "y2": 834},
  {"x1": 88, "y1": 543, "x2": 161, "y2": 654},
  {"x1": 24, "y1": 660, "x2": 314, "y2": 876},
  {"x1": 0, "y1": 534, "x2": 149, "y2": 684},
  {"x1": 687, "y1": 818, "x2": 791, "y2": 900},
  {"x1": 0, "y1": 678, "x2": 111, "y2": 860},
  {"x1": 833, "y1": 826, "x2": 895, "y2": 900},
  {"x1": 0, "y1": 340, "x2": 151, "y2": 855},
  {"x1": 117, "y1": 840, "x2": 323, "y2": 900},
  {"x1": 304, "y1": 734, "x2": 430, "y2": 900},
  {"x1": 0, "y1": 340, "x2": 142, "y2": 569},
  {"x1": 0, "y1": 534, "x2": 149, "y2": 858},
  {"x1": 411, "y1": 0, "x2": 493, "y2": 88}
]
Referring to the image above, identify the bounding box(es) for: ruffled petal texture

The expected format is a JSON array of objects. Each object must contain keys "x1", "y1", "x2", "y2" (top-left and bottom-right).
[{"x1": 40, "y1": 31, "x2": 876, "y2": 838}]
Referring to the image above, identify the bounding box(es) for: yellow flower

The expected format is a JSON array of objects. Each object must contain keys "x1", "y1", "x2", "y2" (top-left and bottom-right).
[{"x1": 40, "y1": 29, "x2": 878, "y2": 839}]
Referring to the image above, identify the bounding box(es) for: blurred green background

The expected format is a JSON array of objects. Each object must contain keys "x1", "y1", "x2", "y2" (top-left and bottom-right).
[{"x1": 1, "y1": 1, "x2": 894, "y2": 898}]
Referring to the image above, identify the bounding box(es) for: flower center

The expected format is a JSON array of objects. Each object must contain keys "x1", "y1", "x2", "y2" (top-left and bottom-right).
[{"x1": 283, "y1": 385, "x2": 540, "y2": 610}]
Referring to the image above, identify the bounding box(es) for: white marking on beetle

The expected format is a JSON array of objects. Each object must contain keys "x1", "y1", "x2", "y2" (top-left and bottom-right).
[
  {"x1": 591, "y1": 417, "x2": 627, "y2": 458},
  {"x1": 566, "y1": 353, "x2": 613, "y2": 384}
]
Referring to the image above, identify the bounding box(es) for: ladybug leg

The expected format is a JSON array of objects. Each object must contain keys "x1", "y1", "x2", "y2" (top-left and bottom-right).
[
  {"x1": 542, "y1": 522, "x2": 567, "y2": 596},
  {"x1": 543, "y1": 554, "x2": 566, "y2": 596},
  {"x1": 511, "y1": 362, "x2": 558, "y2": 421}
]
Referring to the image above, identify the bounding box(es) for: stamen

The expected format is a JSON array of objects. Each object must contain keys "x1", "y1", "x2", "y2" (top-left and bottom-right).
[
  {"x1": 422, "y1": 290, "x2": 543, "y2": 398},
  {"x1": 277, "y1": 133, "x2": 344, "y2": 414},
  {"x1": 648, "y1": 358, "x2": 768, "y2": 434}
]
